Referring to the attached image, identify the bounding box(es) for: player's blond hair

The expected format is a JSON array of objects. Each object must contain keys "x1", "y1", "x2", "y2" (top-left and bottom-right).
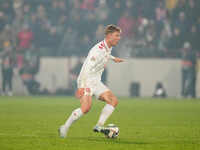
[{"x1": 105, "y1": 24, "x2": 121, "y2": 35}]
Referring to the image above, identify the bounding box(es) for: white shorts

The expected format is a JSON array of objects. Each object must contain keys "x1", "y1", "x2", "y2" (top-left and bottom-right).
[{"x1": 78, "y1": 79, "x2": 109, "y2": 99}]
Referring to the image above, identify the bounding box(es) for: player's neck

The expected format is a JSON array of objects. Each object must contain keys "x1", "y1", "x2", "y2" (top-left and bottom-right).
[{"x1": 105, "y1": 39, "x2": 112, "y2": 48}]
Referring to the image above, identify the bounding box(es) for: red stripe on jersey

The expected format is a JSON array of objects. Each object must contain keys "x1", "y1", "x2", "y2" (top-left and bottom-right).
[
  {"x1": 101, "y1": 43, "x2": 105, "y2": 47},
  {"x1": 99, "y1": 46, "x2": 103, "y2": 49},
  {"x1": 102, "y1": 41, "x2": 109, "y2": 52},
  {"x1": 98, "y1": 41, "x2": 106, "y2": 50}
]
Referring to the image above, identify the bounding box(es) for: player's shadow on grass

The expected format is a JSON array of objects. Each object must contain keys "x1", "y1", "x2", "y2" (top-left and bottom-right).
[{"x1": 72, "y1": 137, "x2": 150, "y2": 145}]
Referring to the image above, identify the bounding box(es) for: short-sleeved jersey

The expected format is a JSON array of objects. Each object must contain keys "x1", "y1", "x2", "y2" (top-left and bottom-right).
[{"x1": 77, "y1": 40, "x2": 113, "y2": 88}]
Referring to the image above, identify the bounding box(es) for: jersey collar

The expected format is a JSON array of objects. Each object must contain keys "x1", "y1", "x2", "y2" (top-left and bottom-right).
[{"x1": 103, "y1": 39, "x2": 112, "y2": 52}]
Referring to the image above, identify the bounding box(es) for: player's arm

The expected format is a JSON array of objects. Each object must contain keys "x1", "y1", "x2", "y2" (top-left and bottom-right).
[{"x1": 110, "y1": 55, "x2": 124, "y2": 63}]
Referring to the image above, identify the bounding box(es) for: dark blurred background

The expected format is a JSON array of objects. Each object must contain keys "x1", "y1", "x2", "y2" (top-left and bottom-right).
[
  {"x1": 1, "y1": 0, "x2": 200, "y2": 57},
  {"x1": 0, "y1": 0, "x2": 199, "y2": 97}
]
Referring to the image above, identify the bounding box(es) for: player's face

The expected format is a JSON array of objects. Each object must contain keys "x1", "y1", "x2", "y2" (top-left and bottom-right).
[{"x1": 109, "y1": 31, "x2": 121, "y2": 46}]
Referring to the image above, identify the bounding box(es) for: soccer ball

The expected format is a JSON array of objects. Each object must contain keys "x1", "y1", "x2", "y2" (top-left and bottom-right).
[{"x1": 105, "y1": 124, "x2": 119, "y2": 138}]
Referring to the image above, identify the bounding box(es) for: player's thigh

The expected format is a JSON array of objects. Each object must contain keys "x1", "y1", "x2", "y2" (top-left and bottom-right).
[
  {"x1": 99, "y1": 90, "x2": 118, "y2": 107},
  {"x1": 93, "y1": 81, "x2": 109, "y2": 99}
]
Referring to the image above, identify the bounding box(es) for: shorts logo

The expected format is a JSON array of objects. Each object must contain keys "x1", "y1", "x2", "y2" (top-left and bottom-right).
[{"x1": 85, "y1": 88, "x2": 91, "y2": 93}]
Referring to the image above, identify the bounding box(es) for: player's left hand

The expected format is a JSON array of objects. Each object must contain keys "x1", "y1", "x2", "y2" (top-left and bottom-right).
[{"x1": 113, "y1": 57, "x2": 124, "y2": 63}]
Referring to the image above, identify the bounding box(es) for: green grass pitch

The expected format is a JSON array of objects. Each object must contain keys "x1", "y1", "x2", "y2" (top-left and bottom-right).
[{"x1": 0, "y1": 96, "x2": 200, "y2": 150}]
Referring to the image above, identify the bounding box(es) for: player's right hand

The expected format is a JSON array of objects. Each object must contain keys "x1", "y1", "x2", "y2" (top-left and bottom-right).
[{"x1": 113, "y1": 57, "x2": 124, "y2": 63}]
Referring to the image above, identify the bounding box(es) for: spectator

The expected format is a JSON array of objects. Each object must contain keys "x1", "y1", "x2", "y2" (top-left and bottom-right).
[
  {"x1": 46, "y1": 26, "x2": 61, "y2": 56},
  {"x1": 171, "y1": 0, "x2": 186, "y2": 21},
  {"x1": 95, "y1": 0, "x2": 109, "y2": 24},
  {"x1": 181, "y1": 42, "x2": 197, "y2": 98},
  {"x1": 0, "y1": 24, "x2": 15, "y2": 51},
  {"x1": 95, "y1": 24, "x2": 104, "y2": 42},
  {"x1": 155, "y1": 1, "x2": 167, "y2": 38},
  {"x1": 118, "y1": 11, "x2": 137, "y2": 38},
  {"x1": 36, "y1": 4, "x2": 47, "y2": 22},
  {"x1": 79, "y1": 34, "x2": 92, "y2": 56},
  {"x1": 0, "y1": 11, "x2": 7, "y2": 31},
  {"x1": 24, "y1": 45, "x2": 40, "y2": 74},
  {"x1": 23, "y1": 3, "x2": 32, "y2": 24},
  {"x1": 187, "y1": 25, "x2": 200, "y2": 53},
  {"x1": 17, "y1": 24, "x2": 33, "y2": 51},
  {"x1": 166, "y1": 0, "x2": 179, "y2": 11},
  {"x1": 145, "y1": 20, "x2": 157, "y2": 48},
  {"x1": 0, "y1": 1, "x2": 14, "y2": 27},
  {"x1": 0, "y1": 43, "x2": 15, "y2": 96},
  {"x1": 185, "y1": 0, "x2": 198, "y2": 25},
  {"x1": 59, "y1": 27, "x2": 78, "y2": 56},
  {"x1": 108, "y1": 0, "x2": 123, "y2": 24},
  {"x1": 49, "y1": 0, "x2": 62, "y2": 24},
  {"x1": 173, "y1": 12, "x2": 189, "y2": 36},
  {"x1": 0, "y1": 0, "x2": 199, "y2": 58},
  {"x1": 167, "y1": 28, "x2": 184, "y2": 54},
  {"x1": 125, "y1": 0, "x2": 138, "y2": 17},
  {"x1": 80, "y1": 0, "x2": 96, "y2": 11},
  {"x1": 153, "y1": 82, "x2": 167, "y2": 98},
  {"x1": 157, "y1": 17, "x2": 172, "y2": 53},
  {"x1": 19, "y1": 61, "x2": 40, "y2": 95}
]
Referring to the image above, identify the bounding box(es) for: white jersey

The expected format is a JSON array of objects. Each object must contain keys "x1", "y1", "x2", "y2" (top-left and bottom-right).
[{"x1": 77, "y1": 40, "x2": 114, "y2": 88}]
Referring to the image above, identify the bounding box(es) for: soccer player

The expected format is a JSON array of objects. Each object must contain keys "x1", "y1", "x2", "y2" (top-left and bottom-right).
[{"x1": 59, "y1": 24, "x2": 124, "y2": 138}]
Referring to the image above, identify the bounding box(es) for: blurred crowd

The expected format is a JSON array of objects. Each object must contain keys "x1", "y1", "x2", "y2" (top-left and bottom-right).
[
  {"x1": 0, "y1": 0, "x2": 199, "y2": 96},
  {"x1": 0, "y1": 0, "x2": 200, "y2": 59}
]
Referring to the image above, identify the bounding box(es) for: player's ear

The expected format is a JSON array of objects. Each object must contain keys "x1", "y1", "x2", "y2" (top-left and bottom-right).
[{"x1": 106, "y1": 33, "x2": 111, "y2": 38}]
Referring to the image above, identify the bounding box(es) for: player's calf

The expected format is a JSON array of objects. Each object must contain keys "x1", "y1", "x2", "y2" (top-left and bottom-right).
[
  {"x1": 110, "y1": 97, "x2": 118, "y2": 107},
  {"x1": 81, "y1": 104, "x2": 91, "y2": 114},
  {"x1": 80, "y1": 95, "x2": 92, "y2": 114},
  {"x1": 100, "y1": 91, "x2": 118, "y2": 107}
]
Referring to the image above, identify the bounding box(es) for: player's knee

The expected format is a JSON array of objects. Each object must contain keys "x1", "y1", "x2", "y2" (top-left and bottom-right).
[{"x1": 104, "y1": 95, "x2": 118, "y2": 107}]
